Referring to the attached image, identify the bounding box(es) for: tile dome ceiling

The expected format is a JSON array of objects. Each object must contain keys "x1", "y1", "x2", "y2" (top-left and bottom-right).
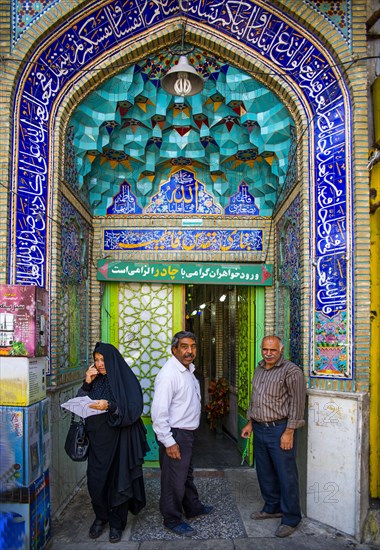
[{"x1": 69, "y1": 49, "x2": 295, "y2": 216}]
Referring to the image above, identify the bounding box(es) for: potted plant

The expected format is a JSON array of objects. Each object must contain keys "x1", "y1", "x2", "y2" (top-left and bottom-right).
[{"x1": 205, "y1": 377, "x2": 230, "y2": 434}]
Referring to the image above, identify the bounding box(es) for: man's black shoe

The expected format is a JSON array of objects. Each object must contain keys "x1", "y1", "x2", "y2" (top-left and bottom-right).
[
  {"x1": 89, "y1": 518, "x2": 107, "y2": 539},
  {"x1": 109, "y1": 527, "x2": 123, "y2": 543}
]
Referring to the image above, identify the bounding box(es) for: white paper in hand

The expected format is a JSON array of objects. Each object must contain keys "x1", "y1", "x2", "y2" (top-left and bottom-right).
[{"x1": 61, "y1": 396, "x2": 107, "y2": 418}]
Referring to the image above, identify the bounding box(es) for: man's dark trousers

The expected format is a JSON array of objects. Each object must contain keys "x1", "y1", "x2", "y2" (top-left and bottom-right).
[
  {"x1": 253, "y1": 422, "x2": 302, "y2": 527},
  {"x1": 158, "y1": 428, "x2": 203, "y2": 526}
]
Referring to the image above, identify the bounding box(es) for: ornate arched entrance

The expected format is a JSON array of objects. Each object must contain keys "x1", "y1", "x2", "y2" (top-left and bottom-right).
[
  {"x1": 5, "y1": 0, "x2": 372, "y2": 539},
  {"x1": 10, "y1": 0, "x2": 356, "y2": 380}
]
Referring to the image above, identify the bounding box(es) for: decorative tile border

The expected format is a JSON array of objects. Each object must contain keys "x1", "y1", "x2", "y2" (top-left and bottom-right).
[
  {"x1": 10, "y1": 0, "x2": 353, "y2": 378},
  {"x1": 11, "y1": 0, "x2": 351, "y2": 48}
]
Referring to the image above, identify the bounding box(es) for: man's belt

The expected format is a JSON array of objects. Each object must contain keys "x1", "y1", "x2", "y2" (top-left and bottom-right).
[{"x1": 252, "y1": 418, "x2": 288, "y2": 427}]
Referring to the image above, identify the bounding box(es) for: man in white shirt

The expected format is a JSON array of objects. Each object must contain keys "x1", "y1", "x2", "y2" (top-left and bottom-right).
[{"x1": 151, "y1": 331, "x2": 213, "y2": 537}]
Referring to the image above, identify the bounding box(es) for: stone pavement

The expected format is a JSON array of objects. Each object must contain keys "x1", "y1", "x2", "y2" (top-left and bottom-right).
[{"x1": 49, "y1": 468, "x2": 379, "y2": 550}]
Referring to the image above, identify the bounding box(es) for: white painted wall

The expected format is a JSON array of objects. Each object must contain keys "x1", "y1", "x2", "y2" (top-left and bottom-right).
[{"x1": 306, "y1": 390, "x2": 369, "y2": 539}]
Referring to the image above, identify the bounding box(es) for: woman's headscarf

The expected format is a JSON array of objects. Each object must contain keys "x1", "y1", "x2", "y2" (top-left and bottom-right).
[{"x1": 93, "y1": 341, "x2": 143, "y2": 427}]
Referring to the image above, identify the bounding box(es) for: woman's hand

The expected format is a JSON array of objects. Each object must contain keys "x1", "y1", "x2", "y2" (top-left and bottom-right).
[
  {"x1": 89, "y1": 399, "x2": 109, "y2": 411},
  {"x1": 85, "y1": 363, "x2": 98, "y2": 383}
]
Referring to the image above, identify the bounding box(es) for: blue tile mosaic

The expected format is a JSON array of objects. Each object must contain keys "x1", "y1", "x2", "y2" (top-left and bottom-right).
[
  {"x1": 225, "y1": 183, "x2": 259, "y2": 216},
  {"x1": 107, "y1": 181, "x2": 143, "y2": 215}
]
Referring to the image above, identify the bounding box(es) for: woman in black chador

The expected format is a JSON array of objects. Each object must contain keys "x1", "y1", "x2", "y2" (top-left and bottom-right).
[{"x1": 78, "y1": 342, "x2": 149, "y2": 543}]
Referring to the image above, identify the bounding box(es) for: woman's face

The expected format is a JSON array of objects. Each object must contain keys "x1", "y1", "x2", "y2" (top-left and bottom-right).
[{"x1": 94, "y1": 352, "x2": 107, "y2": 375}]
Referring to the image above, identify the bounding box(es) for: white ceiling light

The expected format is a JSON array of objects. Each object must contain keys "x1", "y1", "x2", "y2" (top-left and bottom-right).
[
  {"x1": 161, "y1": 55, "x2": 204, "y2": 97},
  {"x1": 160, "y1": 13, "x2": 204, "y2": 97}
]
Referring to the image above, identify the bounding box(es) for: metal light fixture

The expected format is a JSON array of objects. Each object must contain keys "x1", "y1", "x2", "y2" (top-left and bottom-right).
[
  {"x1": 160, "y1": 16, "x2": 204, "y2": 97},
  {"x1": 161, "y1": 55, "x2": 204, "y2": 97}
]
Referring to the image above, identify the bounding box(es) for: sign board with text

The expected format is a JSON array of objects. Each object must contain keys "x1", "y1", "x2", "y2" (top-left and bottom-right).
[{"x1": 97, "y1": 260, "x2": 273, "y2": 286}]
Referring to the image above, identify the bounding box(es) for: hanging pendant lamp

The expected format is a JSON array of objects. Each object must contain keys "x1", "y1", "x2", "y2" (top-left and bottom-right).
[
  {"x1": 161, "y1": 55, "x2": 204, "y2": 97},
  {"x1": 160, "y1": 14, "x2": 204, "y2": 98}
]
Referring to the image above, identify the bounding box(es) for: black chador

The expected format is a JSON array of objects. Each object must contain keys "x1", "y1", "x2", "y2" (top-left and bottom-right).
[{"x1": 78, "y1": 342, "x2": 149, "y2": 531}]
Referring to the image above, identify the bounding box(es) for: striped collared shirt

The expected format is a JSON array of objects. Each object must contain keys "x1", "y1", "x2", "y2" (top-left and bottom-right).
[{"x1": 247, "y1": 356, "x2": 306, "y2": 429}]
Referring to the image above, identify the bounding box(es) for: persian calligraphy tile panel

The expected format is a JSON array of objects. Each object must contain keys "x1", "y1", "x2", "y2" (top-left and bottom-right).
[
  {"x1": 106, "y1": 172, "x2": 261, "y2": 216},
  {"x1": 117, "y1": 282, "x2": 173, "y2": 415},
  {"x1": 107, "y1": 181, "x2": 142, "y2": 215},
  {"x1": 225, "y1": 183, "x2": 260, "y2": 216},
  {"x1": 103, "y1": 229, "x2": 263, "y2": 254},
  {"x1": 146, "y1": 169, "x2": 222, "y2": 215},
  {"x1": 11, "y1": 0, "x2": 353, "y2": 378},
  {"x1": 10, "y1": 1, "x2": 351, "y2": 51}
]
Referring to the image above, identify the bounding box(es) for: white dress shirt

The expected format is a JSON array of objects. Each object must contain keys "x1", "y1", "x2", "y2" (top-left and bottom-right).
[{"x1": 151, "y1": 354, "x2": 201, "y2": 448}]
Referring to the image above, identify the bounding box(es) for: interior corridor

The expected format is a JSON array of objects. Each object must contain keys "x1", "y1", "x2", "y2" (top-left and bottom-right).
[{"x1": 192, "y1": 415, "x2": 246, "y2": 469}]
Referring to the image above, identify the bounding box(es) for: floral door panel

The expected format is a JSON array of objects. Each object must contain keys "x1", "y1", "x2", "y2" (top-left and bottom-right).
[{"x1": 102, "y1": 281, "x2": 175, "y2": 465}]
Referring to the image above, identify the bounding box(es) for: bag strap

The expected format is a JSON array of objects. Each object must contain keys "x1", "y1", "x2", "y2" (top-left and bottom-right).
[{"x1": 71, "y1": 412, "x2": 85, "y2": 424}]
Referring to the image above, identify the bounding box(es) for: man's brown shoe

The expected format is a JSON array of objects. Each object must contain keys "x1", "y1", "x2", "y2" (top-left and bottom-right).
[
  {"x1": 275, "y1": 524, "x2": 297, "y2": 537},
  {"x1": 250, "y1": 510, "x2": 283, "y2": 520}
]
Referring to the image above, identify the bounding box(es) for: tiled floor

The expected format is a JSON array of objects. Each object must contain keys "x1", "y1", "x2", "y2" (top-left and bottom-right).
[
  {"x1": 50, "y1": 420, "x2": 248, "y2": 548},
  {"x1": 49, "y1": 418, "x2": 378, "y2": 549}
]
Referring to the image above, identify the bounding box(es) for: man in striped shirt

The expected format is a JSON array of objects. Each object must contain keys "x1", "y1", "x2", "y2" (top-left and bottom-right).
[{"x1": 241, "y1": 335, "x2": 306, "y2": 538}]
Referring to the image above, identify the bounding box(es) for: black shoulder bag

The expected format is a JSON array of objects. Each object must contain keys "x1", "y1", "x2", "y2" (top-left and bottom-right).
[{"x1": 64, "y1": 413, "x2": 89, "y2": 462}]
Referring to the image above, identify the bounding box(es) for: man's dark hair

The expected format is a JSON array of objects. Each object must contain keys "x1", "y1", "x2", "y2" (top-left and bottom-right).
[{"x1": 171, "y1": 331, "x2": 197, "y2": 349}]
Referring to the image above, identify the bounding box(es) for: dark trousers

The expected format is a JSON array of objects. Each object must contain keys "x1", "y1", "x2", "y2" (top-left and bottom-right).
[
  {"x1": 253, "y1": 422, "x2": 301, "y2": 527},
  {"x1": 158, "y1": 428, "x2": 203, "y2": 526}
]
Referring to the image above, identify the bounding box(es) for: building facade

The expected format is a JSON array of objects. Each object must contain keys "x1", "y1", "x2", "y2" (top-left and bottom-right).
[{"x1": 1, "y1": 0, "x2": 379, "y2": 541}]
